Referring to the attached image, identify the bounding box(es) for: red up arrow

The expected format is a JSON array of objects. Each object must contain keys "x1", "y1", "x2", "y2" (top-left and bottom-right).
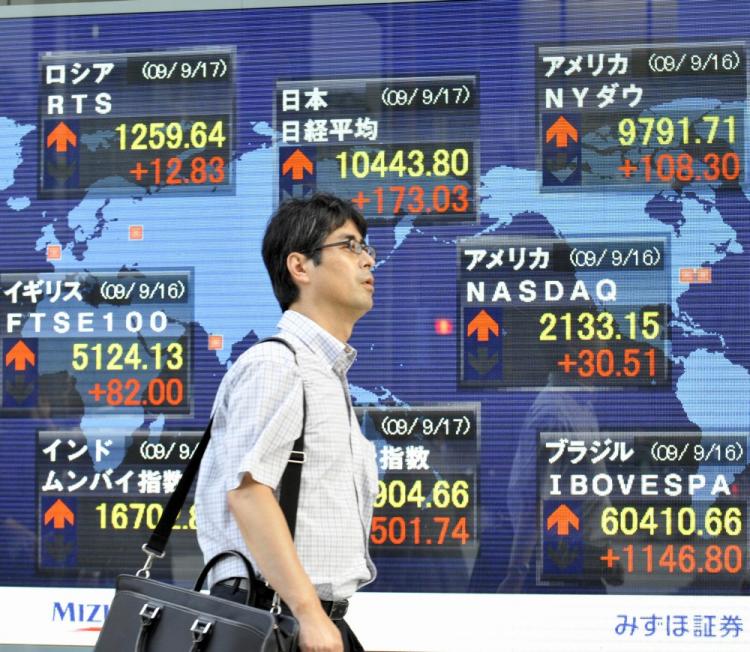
[
  {"x1": 546, "y1": 504, "x2": 580, "y2": 536},
  {"x1": 545, "y1": 116, "x2": 578, "y2": 148},
  {"x1": 5, "y1": 340, "x2": 35, "y2": 371},
  {"x1": 44, "y1": 499, "x2": 75, "y2": 529},
  {"x1": 466, "y1": 310, "x2": 499, "y2": 342},
  {"x1": 46, "y1": 122, "x2": 77, "y2": 152},
  {"x1": 282, "y1": 149, "x2": 314, "y2": 180}
]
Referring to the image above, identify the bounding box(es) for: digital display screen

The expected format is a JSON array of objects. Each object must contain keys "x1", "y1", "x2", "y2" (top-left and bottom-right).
[
  {"x1": 39, "y1": 48, "x2": 234, "y2": 197},
  {"x1": 537, "y1": 42, "x2": 745, "y2": 189},
  {"x1": 0, "y1": 1, "x2": 747, "y2": 650}
]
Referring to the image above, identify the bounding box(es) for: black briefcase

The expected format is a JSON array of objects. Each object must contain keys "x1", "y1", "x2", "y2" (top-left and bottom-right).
[
  {"x1": 95, "y1": 551, "x2": 298, "y2": 652},
  {"x1": 95, "y1": 338, "x2": 306, "y2": 652}
]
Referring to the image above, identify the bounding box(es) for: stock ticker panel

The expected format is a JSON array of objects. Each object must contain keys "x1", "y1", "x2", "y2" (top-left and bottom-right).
[
  {"x1": 276, "y1": 76, "x2": 479, "y2": 225},
  {"x1": 537, "y1": 42, "x2": 745, "y2": 189},
  {"x1": 0, "y1": 2, "x2": 746, "y2": 607},
  {"x1": 538, "y1": 432, "x2": 747, "y2": 591},
  {"x1": 40, "y1": 49, "x2": 234, "y2": 197}
]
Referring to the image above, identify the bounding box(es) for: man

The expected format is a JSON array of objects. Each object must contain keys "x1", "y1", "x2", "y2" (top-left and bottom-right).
[{"x1": 196, "y1": 193, "x2": 378, "y2": 652}]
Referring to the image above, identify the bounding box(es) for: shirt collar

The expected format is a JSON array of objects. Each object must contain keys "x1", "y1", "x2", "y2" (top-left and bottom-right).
[{"x1": 278, "y1": 310, "x2": 357, "y2": 374}]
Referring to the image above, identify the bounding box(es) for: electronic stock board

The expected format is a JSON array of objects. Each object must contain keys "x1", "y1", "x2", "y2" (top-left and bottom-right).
[{"x1": 0, "y1": 1, "x2": 748, "y2": 650}]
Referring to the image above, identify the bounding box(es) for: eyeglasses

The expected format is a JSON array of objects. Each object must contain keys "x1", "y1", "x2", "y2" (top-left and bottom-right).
[{"x1": 312, "y1": 239, "x2": 377, "y2": 261}]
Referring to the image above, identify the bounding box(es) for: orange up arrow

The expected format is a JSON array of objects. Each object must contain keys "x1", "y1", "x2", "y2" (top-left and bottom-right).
[
  {"x1": 467, "y1": 310, "x2": 499, "y2": 342},
  {"x1": 282, "y1": 149, "x2": 314, "y2": 180},
  {"x1": 46, "y1": 122, "x2": 77, "y2": 152},
  {"x1": 44, "y1": 499, "x2": 75, "y2": 529},
  {"x1": 545, "y1": 116, "x2": 578, "y2": 148},
  {"x1": 546, "y1": 504, "x2": 580, "y2": 536},
  {"x1": 5, "y1": 340, "x2": 35, "y2": 371}
]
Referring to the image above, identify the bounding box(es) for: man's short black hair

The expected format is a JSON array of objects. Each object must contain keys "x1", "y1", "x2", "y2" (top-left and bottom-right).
[{"x1": 262, "y1": 192, "x2": 368, "y2": 311}]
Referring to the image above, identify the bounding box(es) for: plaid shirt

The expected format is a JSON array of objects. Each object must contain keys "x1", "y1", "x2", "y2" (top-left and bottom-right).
[{"x1": 196, "y1": 310, "x2": 378, "y2": 600}]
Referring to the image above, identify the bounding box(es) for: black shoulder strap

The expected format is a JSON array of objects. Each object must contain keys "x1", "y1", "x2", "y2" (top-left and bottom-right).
[
  {"x1": 260, "y1": 336, "x2": 305, "y2": 539},
  {"x1": 142, "y1": 336, "x2": 305, "y2": 563}
]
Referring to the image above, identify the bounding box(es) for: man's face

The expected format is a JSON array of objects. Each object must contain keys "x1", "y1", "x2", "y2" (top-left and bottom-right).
[{"x1": 305, "y1": 219, "x2": 375, "y2": 320}]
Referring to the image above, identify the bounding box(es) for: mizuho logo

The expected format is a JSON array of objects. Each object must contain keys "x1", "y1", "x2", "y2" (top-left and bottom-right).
[{"x1": 52, "y1": 601, "x2": 110, "y2": 624}]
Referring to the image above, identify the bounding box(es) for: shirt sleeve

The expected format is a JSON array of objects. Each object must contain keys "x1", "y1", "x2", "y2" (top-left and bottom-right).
[{"x1": 216, "y1": 345, "x2": 304, "y2": 492}]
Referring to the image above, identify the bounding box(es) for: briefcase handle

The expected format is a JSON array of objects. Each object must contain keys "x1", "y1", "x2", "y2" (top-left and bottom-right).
[
  {"x1": 192, "y1": 550, "x2": 258, "y2": 606},
  {"x1": 136, "y1": 336, "x2": 306, "y2": 579}
]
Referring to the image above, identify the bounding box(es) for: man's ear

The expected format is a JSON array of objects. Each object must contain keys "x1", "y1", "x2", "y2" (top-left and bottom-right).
[{"x1": 286, "y1": 252, "x2": 311, "y2": 287}]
